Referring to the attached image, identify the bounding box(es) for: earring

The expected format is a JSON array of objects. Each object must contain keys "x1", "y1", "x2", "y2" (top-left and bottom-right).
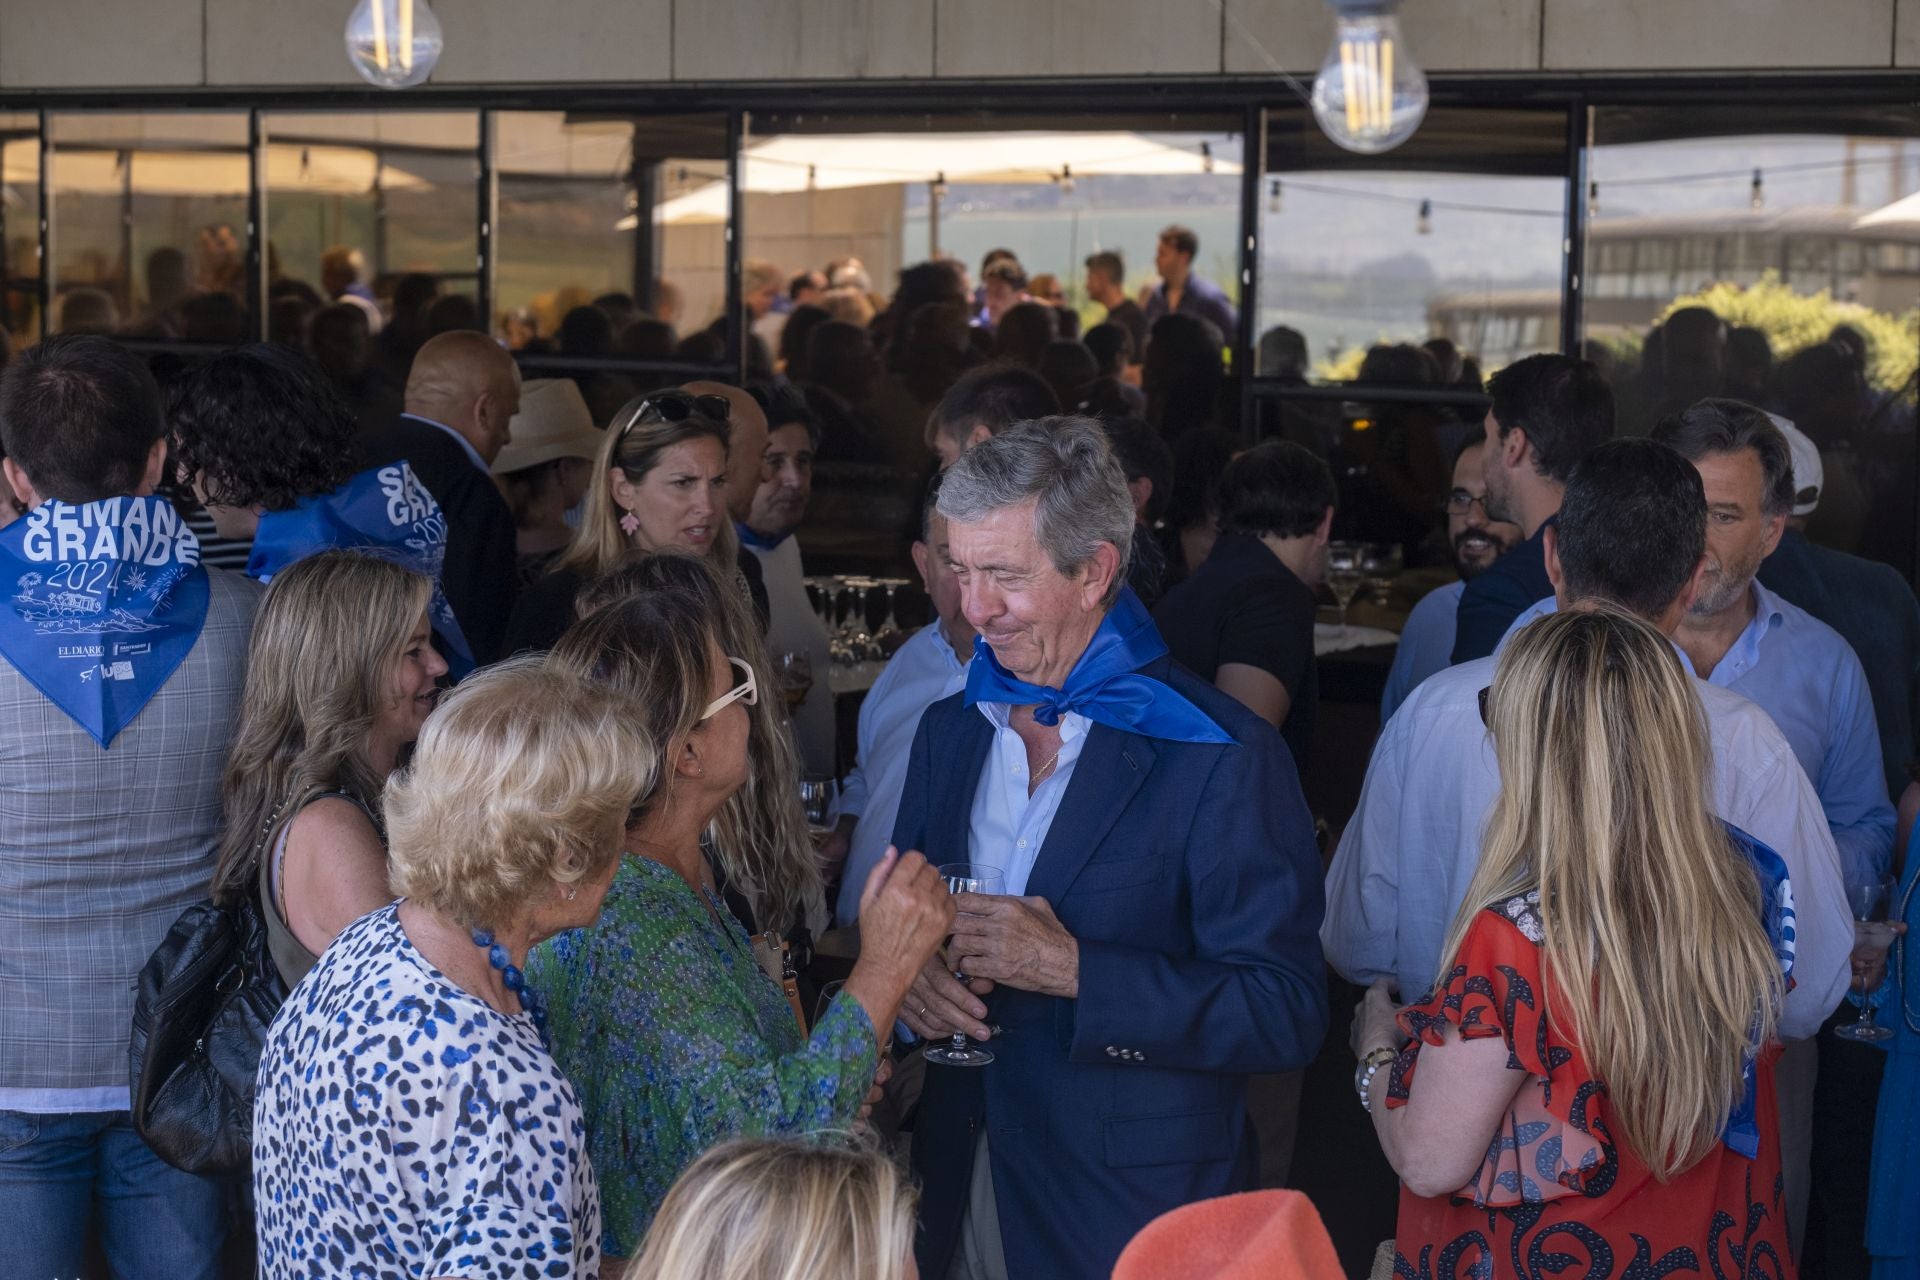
[
  {"x1": 560, "y1": 884, "x2": 578, "y2": 902},
  {"x1": 619, "y1": 509, "x2": 641, "y2": 537}
]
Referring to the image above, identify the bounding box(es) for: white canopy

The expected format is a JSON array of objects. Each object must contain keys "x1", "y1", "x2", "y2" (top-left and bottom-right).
[
  {"x1": 644, "y1": 130, "x2": 1238, "y2": 226},
  {"x1": 1854, "y1": 189, "x2": 1920, "y2": 231}
]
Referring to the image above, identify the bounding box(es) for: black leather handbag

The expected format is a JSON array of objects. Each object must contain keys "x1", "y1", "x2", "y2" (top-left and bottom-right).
[{"x1": 128, "y1": 891, "x2": 289, "y2": 1174}]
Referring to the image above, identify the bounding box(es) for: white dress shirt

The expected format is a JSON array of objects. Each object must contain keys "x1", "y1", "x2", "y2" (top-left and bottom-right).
[
  {"x1": 746, "y1": 535, "x2": 837, "y2": 778},
  {"x1": 968, "y1": 703, "x2": 1090, "y2": 897},
  {"x1": 1321, "y1": 655, "x2": 1852, "y2": 1041},
  {"x1": 834, "y1": 622, "x2": 970, "y2": 922}
]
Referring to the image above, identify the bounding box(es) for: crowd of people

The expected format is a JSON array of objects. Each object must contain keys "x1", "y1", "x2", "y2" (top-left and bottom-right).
[{"x1": 3, "y1": 217, "x2": 1920, "y2": 1280}]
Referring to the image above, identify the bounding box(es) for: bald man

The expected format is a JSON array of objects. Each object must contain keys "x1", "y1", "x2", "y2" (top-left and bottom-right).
[{"x1": 361, "y1": 331, "x2": 525, "y2": 662}]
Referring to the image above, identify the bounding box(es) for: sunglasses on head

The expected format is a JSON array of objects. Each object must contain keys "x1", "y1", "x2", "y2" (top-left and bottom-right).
[{"x1": 616, "y1": 391, "x2": 733, "y2": 443}]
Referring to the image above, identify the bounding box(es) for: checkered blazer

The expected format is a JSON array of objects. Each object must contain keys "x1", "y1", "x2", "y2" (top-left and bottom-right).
[{"x1": 0, "y1": 568, "x2": 259, "y2": 1093}]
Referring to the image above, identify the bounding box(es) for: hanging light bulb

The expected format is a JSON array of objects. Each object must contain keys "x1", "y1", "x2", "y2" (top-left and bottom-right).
[
  {"x1": 1059, "y1": 165, "x2": 1076, "y2": 195},
  {"x1": 345, "y1": 0, "x2": 443, "y2": 90},
  {"x1": 1587, "y1": 179, "x2": 1599, "y2": 217},
  {"x1": 931, "y1": 171, "x2": 949, "y2": 201},
  {"x1": 1268, "y1": 178, "x2": 1284, "y2": 215},
  {"x1": 1417, "y1": 198, "x2": 1433, "y2": 235},
  {"x1": 806, "y1": 164, "x2": 817, "y2": 192},
  {"x1": 1201, "y1": 142, "x2": 1216, "y2": 175},
  {"x1": 1750, "y1": 167, "x2": 1765, "y2": 210},
  {"x1": 1310, "y1": 0, "x2": 1428, "y2": 155}
]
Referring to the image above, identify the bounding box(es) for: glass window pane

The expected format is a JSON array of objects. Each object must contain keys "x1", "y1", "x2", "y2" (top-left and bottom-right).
[
  {"x1": 736, "y1": 110, "x2": 1241, "y2": 574},
  {"x1": 1256, "y1": 106, "x2": 1568, "y2": 383},
  {"x1": 48, "y1": 111, "x2": 250, "y2": 340},
  {"x1": 263, "y1": 110, "x2": 478, "y2": 346},
  {"x1": 0, "y1": 112, "x2": 41, "y2": 342},
  {"x1": 490, "y1": 110, "x2": 727, "y2": 384},
  {"x1": 1587, "y1": 104, "x2": 1920, "y2": 576}
]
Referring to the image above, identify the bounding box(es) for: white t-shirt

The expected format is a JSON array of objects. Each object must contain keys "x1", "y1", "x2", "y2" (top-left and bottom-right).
[{"x1": 253, "y1": 903, "x2": 601, "y2": 1279}]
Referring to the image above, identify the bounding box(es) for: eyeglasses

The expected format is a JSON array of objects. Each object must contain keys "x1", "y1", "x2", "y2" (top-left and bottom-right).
[
  {"x1": 701, "y1": 656, "x2": 759, "y2": 721},
  {"x1": 616, "y1": 391, "x2": 733, "y2": 443},
  {"x1": 1445, "y1": 489, "x2": 1493, "y2": 516}
]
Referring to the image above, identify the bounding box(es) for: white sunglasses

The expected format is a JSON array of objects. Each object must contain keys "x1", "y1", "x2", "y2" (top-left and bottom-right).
[{"x1": 701, "y1": 656, "x2": 759, "y2": 720}]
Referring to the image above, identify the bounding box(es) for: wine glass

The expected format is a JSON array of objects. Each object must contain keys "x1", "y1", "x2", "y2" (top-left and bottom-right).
[
  {"x1": 1326, "y1": 541, "x2": 1364, "y2": 635},
  {"x1": 1360, "y1": 542, "x2": 1402, "y2": 608},
  {"x1": 923, "y1": 862, "x2": 1006, "y2": 1068},
  {"x1": 776, "y1": 650, "x2": 813, "y2": 711},
  {"x1": 1836, "y1": 877, "x2": 1897, "y2": 1043},
  {"x1": 798, "y1": 777, "x2": 835, "y2": 834}
]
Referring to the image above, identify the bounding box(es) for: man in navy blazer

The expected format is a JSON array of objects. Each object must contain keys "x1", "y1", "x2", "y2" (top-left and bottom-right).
[{"x1": 892, "y1": 417, "x2": 1327, "y2": 1280}]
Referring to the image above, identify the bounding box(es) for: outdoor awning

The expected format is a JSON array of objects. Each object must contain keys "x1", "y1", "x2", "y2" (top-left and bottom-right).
[{"x1": 638, "y1": 130, "x2": 1239, "y2": 226}]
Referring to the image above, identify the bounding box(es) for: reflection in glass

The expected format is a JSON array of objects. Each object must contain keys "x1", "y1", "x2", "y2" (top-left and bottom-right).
[
  {"x1": 48, "y1": 112, "x2": 251, "y2": 340},
  {"x1": 1587, "y1": 109, "x2": 1920, "y2": 575},
  {"x1": 0, "y1": 114, "x2": 41, "y2": 342}
]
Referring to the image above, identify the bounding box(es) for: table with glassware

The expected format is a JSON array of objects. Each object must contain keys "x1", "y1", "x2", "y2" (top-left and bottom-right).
[{"x1": 801, "y1": 574, "x2": 916, "y2": 777}]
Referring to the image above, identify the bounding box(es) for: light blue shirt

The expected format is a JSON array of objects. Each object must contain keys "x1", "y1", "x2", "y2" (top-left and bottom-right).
[
  {"x1": 968, "y1": 703, "x2": 1090, "y2": 897},
  {"x1": 1321, "y1": 655, "x2": 1852, "y2": 1040},
  {"x1": 1381, "y1": 578, "x2": 1464, "y2": 724},
  {"x1": 401, "y1": 412, "x2": 488, "y2": 475},
  {"x1": 834, "y1": 622, "x2": 970, "y2": 923},
  {"x1": 1503, "y1": 583, "x2": 1895, "y2": 887}
]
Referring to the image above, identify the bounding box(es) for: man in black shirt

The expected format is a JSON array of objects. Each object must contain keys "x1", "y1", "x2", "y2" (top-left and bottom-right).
[
  {"x1": 1153, "y1": 440, "x2": 1334, "y2": 772},
  {"x1": 1084, "y1": 250, "x2": 1148, "y2": 366}
]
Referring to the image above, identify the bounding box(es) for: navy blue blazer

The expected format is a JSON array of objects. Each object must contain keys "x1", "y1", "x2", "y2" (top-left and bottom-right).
[{"x1": 893, "y1": 654, "x2": 1328, "y2": 1280}]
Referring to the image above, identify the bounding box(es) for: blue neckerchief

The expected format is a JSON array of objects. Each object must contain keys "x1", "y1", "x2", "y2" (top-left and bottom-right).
[
  {"x1": 735, "y1": 521, "x2": 790, "y2": 552},
  {"x1": 964, "y1": 587, "x2": 1231, "y2": 744},
  {"x1": 247, "y1": 463, "x2": 474, "y2": 676},
  {"x1": 1722, "y1": 819, "x2": 1796, "y2": 1160},
  {"x1": 0, "y1": 496, "x2": 210, "y2": 748}
]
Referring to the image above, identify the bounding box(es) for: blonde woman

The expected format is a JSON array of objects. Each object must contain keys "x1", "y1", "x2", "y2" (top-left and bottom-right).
[
  {"x1": 209, "y1": 550, "x2": 447, "y2": 987},
  {"x1": 530, "y1": 574, "x2": 951, "y2": 1264},
  {"x1": 1354, "y1": 607, "x2": 1793, "y2": 1277},
  {"x1": 253, "y1": 659, "x2": 653, "y2": 1279},
  {"x1": 502, "y1": 389, "x2": 768, "y2": 653},
  {"x1": 628, "y1": 1138, "x2": 917, "y2": 1280}
]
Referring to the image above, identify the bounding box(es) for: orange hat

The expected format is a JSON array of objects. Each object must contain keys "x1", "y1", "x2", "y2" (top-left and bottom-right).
[{"x1": 1111, "y1": 1190, "x2": 1344, "y2": 1280}]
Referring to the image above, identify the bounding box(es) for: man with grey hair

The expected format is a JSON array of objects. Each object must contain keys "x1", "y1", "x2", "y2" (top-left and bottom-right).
[{"x1": 890, "y1": 416, "x2": 1327, "y2": 1280}]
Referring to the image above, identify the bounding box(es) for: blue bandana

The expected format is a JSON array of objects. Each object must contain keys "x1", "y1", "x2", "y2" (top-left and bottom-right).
[
  {"x1": 1723, "y1": 820, "x2": 1796, "y2": 1160},
  {"x1": 735, "y1": 521, "x2": 790, "y2": 552},
  {"x1": 0, "y1": 496, "x2": 210, "y2": 748},
  {"x1": 964, "y1": 587, "x2": 1231, "y2": 744},
  {"x1": 247, "y1": 463, "x2": 474, "y2": 675}
]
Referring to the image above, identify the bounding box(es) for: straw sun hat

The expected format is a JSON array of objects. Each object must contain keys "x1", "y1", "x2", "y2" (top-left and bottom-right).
[{"x1": 491, "y1": 378, "x2": 603, "y2": 476}]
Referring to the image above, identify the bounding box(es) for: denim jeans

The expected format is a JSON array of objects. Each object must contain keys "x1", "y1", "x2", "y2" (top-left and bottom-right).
[{"x1": 0, "y1": 1109, "x2": 228, "y2": 1279}]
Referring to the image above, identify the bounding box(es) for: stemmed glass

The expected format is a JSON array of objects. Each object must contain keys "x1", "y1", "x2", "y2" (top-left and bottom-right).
[
  {"x1": 798, "y1": 777, "x2": 835, "y2": 834},
  {"x1": 776, "y1": 650, "x2": 813, "y2": 711},
  {"x1": 923, "y1": 862, "x2": 1006, "y2": 1067},
  {"x1": 1326, "y1": 541, "x2": 1364, "y2": 635},
  {"x1": 876, "y1": 578, "x2": 907, "y2": 642},
  {"x1": 1360, "y1": 542, "x2": 1402, "y2": 608},
  {"x1": 1837, "y1": 877, "x2": 1898, "y2": 1043}
]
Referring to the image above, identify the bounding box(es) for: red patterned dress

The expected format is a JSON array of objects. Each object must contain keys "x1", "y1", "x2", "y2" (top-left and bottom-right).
[{"x1": 1386, "y1": 892, "x2": 1795, "y2": 1280}]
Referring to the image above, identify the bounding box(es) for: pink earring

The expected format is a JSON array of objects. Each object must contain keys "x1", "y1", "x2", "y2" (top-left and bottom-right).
[{"x1": 620, "y1": 509, "x2": 641, "y2": 536}]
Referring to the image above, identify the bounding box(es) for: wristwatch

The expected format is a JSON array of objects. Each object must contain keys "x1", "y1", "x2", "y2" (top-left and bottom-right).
[{"x1": 1354, "y1": 1046, "x2": 1397, "y2": 1112}]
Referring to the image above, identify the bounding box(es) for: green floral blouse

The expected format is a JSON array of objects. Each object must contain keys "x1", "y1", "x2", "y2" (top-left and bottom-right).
[{"x1": 525, "y1": 855, "x2": 877, "y2": 1258}]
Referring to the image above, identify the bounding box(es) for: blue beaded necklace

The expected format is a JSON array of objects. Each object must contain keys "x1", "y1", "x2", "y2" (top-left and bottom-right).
[{"x1": 471, "y1": 927, "x2": 550, "y2": 1050}]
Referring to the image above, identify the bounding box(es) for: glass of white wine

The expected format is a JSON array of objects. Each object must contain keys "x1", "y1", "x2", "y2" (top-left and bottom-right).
[{"x1": 1326, "y1": 541, "x2": 1364, "y2": 635}]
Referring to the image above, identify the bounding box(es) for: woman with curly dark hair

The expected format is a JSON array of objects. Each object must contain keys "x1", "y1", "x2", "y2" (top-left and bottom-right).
[{"x1": 169, "y1": 342, "x2": 477, "y2": 672}]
